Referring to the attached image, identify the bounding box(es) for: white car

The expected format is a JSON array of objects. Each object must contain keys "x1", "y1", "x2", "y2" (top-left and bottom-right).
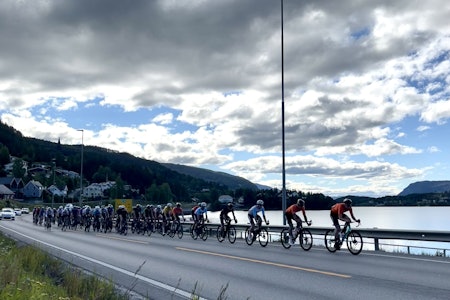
[
  {"x1": 21, "y1": 207, "x2": 30, "y2": 214},
  {"x1": 0, "y1": 208, "x2": 16, "y2": 220},
  {"x1": 14, "y1": 208, "x2": 22, "y2": 216}
]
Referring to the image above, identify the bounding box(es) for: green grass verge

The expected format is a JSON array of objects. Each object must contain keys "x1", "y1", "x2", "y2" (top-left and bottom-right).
[{"x1": 0, "y1": 231, "x2": 129, "y2": 300}]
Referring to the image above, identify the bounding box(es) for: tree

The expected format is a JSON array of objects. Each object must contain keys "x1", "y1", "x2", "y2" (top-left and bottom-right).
[
  {"x1": 0, "y1": 145, "x2": 10, "y2": 165},
  {"x1": 160, "y1": 182, "x2": 174, "y2": 204},
  {"x1": 12, "y1": 158, "x2": 26, "y2": 178}
]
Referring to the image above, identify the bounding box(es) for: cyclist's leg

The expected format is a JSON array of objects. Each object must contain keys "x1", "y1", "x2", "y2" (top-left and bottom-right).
[
  {"x1": 330, "y1": 214, "x2": 341, "y2": 246},
  {"x1": 293, "y1": 214, "x2": 302, "y2": 234},
  {"x1": 248, "y1": 214, "x2": 255, "y2": 232},
  {"x1": 285, "y1": 213, "x2": 294, "y2": 238}
]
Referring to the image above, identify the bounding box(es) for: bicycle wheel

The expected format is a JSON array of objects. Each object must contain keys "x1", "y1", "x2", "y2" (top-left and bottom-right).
[
  {"x1": 216, "y1": 226, "x2": 225, "y2": 242},
  {"x1": 245, "y1": 227, "x2": 254, "y2": 245},
  {"x1": 347, "y1": 231, "x2": 363, "y2": 255},
  {"x1": 177, "y1": 224, "x2": 183, "y2": 239},
  {"x1": 201, "y1": 226, "x2": 208, "y2": 241},
  {"x1": 258, "y1": 228, "x2": 269, "y2": 247},
  {"x1": 324, "y1": 229, "x2": 337, "y2": 252},
  {"x1": 168, "y1": 224, "x2": 175, "y2": 238},
  {"x1": 299, "y1": 228, "x2": 313, "y2": 251},
  {"x1": 280, "y1": 228, "x2": 291, "y2": 249},
  {"x1": 190, "y1": 224, "x2": 198, "y2": 240},
  {"x1": 228, "y1": 226, "x2": 237, "y2": 244}
]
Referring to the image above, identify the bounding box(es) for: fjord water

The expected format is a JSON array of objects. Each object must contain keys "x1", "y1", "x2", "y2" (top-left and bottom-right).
[
  {"x1": 209, "y1": 206, "x2": 450, "y2": 254},
  {"x1": 210, "y1": 206, "x2": 450, "y2": 231}
]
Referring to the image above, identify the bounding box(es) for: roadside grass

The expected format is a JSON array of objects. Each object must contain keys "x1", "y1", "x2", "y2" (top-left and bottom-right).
[{"x1": 0, "y1": 231, "x2": 129, "y2": 300}]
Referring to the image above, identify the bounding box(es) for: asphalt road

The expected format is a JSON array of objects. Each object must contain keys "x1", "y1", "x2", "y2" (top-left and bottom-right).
[{"x1": 1, "y1": 215, "x2": 449, "y2": 300}]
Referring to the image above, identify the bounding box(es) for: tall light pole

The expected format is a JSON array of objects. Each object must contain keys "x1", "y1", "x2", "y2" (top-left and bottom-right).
[
  {"x1": 78, "y1": 129, "x2": 84, "y2": 207},
  {"x1": 51, "y1": 158, "x2": 56, "y2": 208},
  {"x1": 281, "y1": 0, "x2": 287, "y2": 225}
]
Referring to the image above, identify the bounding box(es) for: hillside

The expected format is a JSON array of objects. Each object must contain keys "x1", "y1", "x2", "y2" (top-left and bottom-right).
[
  {"x1": 398, "y1": 181, "x2": 450, "y2": 196},
  {"x1": 0, "y1": 121, "x2": 257, "y2": 198},
  {"x1": 163, "y1": 163, "x2": 258, "y2": 191}
]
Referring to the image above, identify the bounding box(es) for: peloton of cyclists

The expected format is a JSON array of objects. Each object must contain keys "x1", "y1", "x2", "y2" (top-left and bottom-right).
[{"x1": 285, "y1": 198, "x2": 311, "y2": 245}]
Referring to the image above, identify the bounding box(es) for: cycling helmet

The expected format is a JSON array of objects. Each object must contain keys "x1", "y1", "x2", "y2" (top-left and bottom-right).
[
  {"x1": 167, "y1": 202, "x2": 172, "y2": 207},
  {"x1": 256, "y1": 199, "x2": 264, "y2": 206},
  {"x1": 200, "y1": 202, "x2": 207, "y2": 207},
  {"x1": 297, "y1": 199, "x2": 305, "y2": 206},
  {"x1": 227, "y1": 202, "x2": 234, "y2": 208},
  {"x1": 157, "y1": 205, "x2": 162, "y2": 209},
  {"x1": 176, "y1": 202, "x2": 181, "y2": 207},
  {"x1": 343, "y1": 198, "x2": 352, "y2": 206},
  {"x1": 146, "y1": 204, "x2": 151, "y2": 208}
]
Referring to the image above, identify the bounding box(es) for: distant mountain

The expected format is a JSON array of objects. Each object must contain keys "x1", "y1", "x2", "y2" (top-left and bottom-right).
[
  {"x1": 162, "y1": 163, "x2": 258, "y2": 191},
  {"x1": 398, "y1": 181, "x2": 450, "y2": 196}
]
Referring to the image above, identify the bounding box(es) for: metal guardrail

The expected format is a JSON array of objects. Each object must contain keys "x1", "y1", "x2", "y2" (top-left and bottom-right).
[
  {"x1": 192, "y1": 222, "x2": 450, "y2": 255},
  {"x1": 119, "y1": 219, "x2": 450, "y2": 255}
]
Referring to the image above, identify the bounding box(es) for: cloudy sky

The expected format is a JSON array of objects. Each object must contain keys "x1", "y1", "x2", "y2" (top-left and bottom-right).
[{"x1": 1, "y1": 0, "x2": 449, "y2": 197}]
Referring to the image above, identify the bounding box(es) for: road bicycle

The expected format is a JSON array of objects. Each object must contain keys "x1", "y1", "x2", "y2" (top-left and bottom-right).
[
  {"x1": 216, "y1": 218, "x2": 237, "y2": 244},
  {"x1": 245, "y1": 218, "x2": 269, "y2": 247},
  {"x1": 117, "y1": 216, "x2": 128, "y2": 235},
  {"x1": 280, "y1": 220, "x2": 313, "y2": 251},
  {"x1": 131, "y1": 217, "x2": 144, "y2": 234},
  {"x1": 143, "y1": 219, "x2": 155, "y2": 236},
  {"x1": 190, "y1": 220, "x2": 208, "y2": 241},
  {"x1": 84, "y1": 215, "x2": 92, "y2": 232},
  {"x1": 44, "y1": 215, "x2": 52, "y2": 231},
  {"x1": 168, "y1": 219, "x2": 184, "y2": 239},
  {"x1": 324, "y1": 221, "x2": 363, "y2": 255}
]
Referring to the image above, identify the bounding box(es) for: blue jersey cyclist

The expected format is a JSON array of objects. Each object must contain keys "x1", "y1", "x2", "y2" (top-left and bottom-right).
[
  {"x1": 247, "y1": 199, "x2": 269, "y2": 232},
  {"x1": 193, "y1": 202, "x2": 209, "y2": 231}
]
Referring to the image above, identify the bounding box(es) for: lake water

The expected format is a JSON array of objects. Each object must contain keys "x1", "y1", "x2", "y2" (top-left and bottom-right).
[{"x1": 208, "y1": 206, "x2": 450, "y2": 255}]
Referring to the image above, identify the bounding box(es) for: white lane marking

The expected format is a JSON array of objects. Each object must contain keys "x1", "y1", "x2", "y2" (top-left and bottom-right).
[{"x1": 0, "y1": 225, "x2": 206, "y2": 300}]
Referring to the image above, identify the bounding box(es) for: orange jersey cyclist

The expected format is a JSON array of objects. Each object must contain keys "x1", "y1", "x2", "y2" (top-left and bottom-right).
[
  {"x1": 330, "y1": 198, "x2": 360, "y2": 249},
  {"x1": 285, "y1": 198, "x2": 310, "y2": 245}
]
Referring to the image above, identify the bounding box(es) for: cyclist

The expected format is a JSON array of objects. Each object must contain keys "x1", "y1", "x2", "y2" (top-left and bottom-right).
[
  {"x1": 248, "y1": 199, "x2": 269, "y2": 233},
  {"x1": 154, "y1": 204, "x2": 163, "y2": 233},
  {"x1": 193, "y1": 202, "x2": 209, "y2": 232},
  {"x1": 144, "y1": 204, "x2": 155, "y2": 232},
  {"x1": 162, "y1": 203, "x2": 173, "y2": 235},
  {"x1": 172, "y1": 202, "x2": 185, "y2": 223},
  {"x1": 190, "y1": 204, "x2": 199, "y2": 221},
  {"x1": 285, "y1": 198, "x2": 310, "y2": 245},
  {"x1": 45, "y1": 206, "x2": 54, "y2": 227},
  {"x1": 132, "y1": 204, "x2": 143, "y2": 232},
  {"x1": 219, "y1": 202, "x2": 237, "y2": 234},
  {"x1": 330, "y1": 198, "x2": 360, "y2": 249},
  {"x1": 116, "y1": 205, "x2": 128, "y2": 233}
]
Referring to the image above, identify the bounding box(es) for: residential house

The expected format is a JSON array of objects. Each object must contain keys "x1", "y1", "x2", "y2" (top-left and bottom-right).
[
  {"x1": 83, "y1": 181, "x2": 116, "y2": 199},
  {"x1": 218, "y1": 195, "x2": 233, "y2": 203},
  {"x1": 0, "y1": 177, "x2": 25, "y2": 198},
  {"x1": 23, "y1": 180, "x2": 44, "y2": 199},
  {"x1": 0, "y1": 184, "x2": 14, "y2": 200}
]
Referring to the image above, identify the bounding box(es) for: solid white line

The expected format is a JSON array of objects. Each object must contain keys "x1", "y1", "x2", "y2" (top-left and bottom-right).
[
  {"x1": 0, "y1": 225, "x2": 206, "y2": 300},
  {"x1": 362, "y1": 251, "x2": 450, "y2": 264}
]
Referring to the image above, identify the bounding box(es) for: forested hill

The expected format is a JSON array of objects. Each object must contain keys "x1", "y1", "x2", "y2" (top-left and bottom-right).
[
  {"x1": 0, "y1": 121, "x2": 253, "y2": 201},
  {"x1": 398, "y1": 181, "x2": 450, "y2": 196},
  {"x1": 163, "y1": 163, "x2": 257, "y2": 190}
]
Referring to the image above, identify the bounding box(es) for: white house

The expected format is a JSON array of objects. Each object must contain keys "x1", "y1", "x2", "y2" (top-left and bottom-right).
[{"x1": 218, "y1": 195, "x2": 233, "y2": 203}]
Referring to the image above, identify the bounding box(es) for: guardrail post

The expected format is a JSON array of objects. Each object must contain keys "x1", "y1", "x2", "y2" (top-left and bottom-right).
[{"x1": 374, "y1": 238, "x2": 379, "y2": 251}]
